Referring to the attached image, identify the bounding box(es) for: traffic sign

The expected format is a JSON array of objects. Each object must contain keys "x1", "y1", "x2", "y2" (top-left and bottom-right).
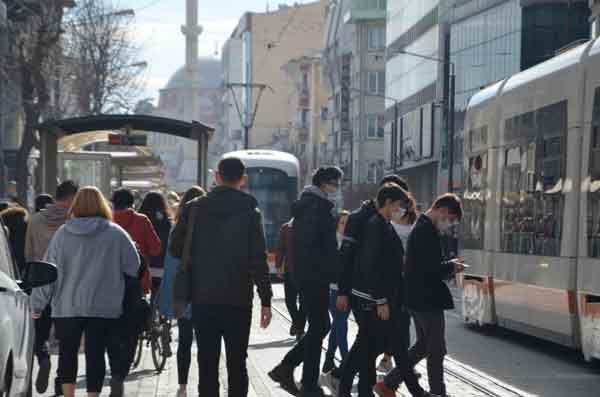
[{"x1": 108, "y1": 133, "x2": 147, "y2": 146}]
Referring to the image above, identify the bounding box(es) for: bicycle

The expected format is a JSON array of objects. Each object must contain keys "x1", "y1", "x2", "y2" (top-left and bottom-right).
[{"x1": 131, "y1": 290, "x2": 173, "y2": 372}]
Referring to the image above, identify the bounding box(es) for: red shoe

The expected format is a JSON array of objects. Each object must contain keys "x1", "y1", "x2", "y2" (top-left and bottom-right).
[{"x1": 373, "y1": 380, "x2": 396, "y2": 397}]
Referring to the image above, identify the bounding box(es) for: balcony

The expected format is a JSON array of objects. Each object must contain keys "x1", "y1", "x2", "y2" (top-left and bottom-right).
[{"x1": 344, "y1": 0, "x2": 386, "y2": 23}]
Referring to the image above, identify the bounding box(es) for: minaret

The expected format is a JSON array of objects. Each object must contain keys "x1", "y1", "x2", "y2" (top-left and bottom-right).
[{"x1": 181, "y1": 0, "x2": 203, "y2": 121}]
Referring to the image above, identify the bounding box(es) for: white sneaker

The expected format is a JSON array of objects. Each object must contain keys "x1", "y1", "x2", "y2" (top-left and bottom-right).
[
  {"x1": 377, "y1": 357, "x2": 394, "y2": 373},
  {"x1": 324, "y1": 371, "x2": 340, "y2": 394}
]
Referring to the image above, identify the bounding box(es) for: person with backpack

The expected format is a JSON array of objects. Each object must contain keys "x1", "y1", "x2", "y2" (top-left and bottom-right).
[
  {"x1": 275, "y1": 218, "x2": 306, "y2": 340},
  {"x1": 269, "y1": 166, "x2": 343, "y2": 397},
  {"x1": 170, "y1": 158, "x2": 272, "y2": 397}
]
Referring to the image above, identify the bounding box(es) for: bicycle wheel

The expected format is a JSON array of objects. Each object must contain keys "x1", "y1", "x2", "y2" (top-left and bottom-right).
[
  {"x1": 150, "y1": 322, "x2": 168, "y2": 372},
  {"x1": 131, "y1": 334, "x2": 144, "y2": 369}
]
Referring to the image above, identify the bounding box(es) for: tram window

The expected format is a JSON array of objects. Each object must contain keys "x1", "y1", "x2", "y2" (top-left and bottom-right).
[
  {"x1": 500, "y1": 101, "x2": 566, "y2": 256},
  {"x1": 461, "y1": 152, "x2": 487, "y2": 250},
  {"x1": 587, "y1": 87, "x2": 600, "y2": 257}
]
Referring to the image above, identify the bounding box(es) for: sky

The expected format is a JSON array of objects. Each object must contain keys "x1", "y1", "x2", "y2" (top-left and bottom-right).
[{"x1": 118, "y1": 0, "x2": 311, "y2": 102}]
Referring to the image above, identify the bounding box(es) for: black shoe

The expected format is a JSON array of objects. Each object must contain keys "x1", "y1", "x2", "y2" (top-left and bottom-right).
[
  {"x1": 54, "y1": 377, "x2": 62, "y2": 396},
  {"x1": 268, "y1": 363, "x2": 299, "y2": 395},
  {"x1": 290, "y1": 324, "x2": 298, "y2": 336},
  {"x1": 109, "y1": 377, "x2": 124, "y2": 397},
  {"x1": 322, "y1": 357, "x2": 336, "y2": 374},
  {"x1": 298, "y1": 387, "x2": 326, "y2": 397},
  {"x1": 36, "y1": 356, "x2": 51, "y2": 394}
]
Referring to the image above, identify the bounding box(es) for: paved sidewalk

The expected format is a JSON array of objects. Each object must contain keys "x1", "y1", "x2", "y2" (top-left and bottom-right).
[{"x1": 32, "y1": 284, "x2": 520, "y2": 396}]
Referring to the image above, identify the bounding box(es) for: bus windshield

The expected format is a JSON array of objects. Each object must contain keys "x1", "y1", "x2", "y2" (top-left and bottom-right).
[{"x1": 244, "y1": 167, "x2": 298, "y2": 251}]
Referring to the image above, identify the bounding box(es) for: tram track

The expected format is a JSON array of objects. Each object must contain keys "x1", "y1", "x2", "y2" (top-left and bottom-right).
[{"x1": 270, "y1": 302, "x2": 531, "y2": 397}]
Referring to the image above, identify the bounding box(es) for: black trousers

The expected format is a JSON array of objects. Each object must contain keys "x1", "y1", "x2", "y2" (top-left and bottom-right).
[
  {"x1": 385, "y1": 311, "x2": 446, "y2": 395},
  {"x1": 34, "y1": 306, "x2": 52, "y2": 362},
  {"x1": 177, "y1": 318, "x2": 197, "y2": 386},
  {"x1": 282, "y1": 287, "x2": 330, "y2": 391},
  {"x1": 284, "y1": 273, "x2": 306, "y2": 331},
  {"x1": 338, "y1": 297, "x2": 389, "y2": 397},
  {"x1": 383, "y1": 308, "x2": 425, "y2": 396},
  {"x1": 54, "y1": 317, "x2": 117, "y2": 393},
  {"x1": 106, "y1": 323, "x2": 138, "y2": 380},
  {"x1": 192, "y1": 304, "x2": 250, "y2": 397}
]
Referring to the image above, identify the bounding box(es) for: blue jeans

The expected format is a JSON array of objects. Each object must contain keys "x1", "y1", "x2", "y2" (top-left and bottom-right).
[{"x1": 325, "y1": 289, "x2": 349, "y2": 361}]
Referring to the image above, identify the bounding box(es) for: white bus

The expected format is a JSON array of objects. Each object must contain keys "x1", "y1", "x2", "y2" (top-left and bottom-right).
[
  {"x1": 221, "y1": 150, "x2": 300, "y2": 269},
  {"x1": 460, "y1": 36, "x2": 600, "y2": 361}
]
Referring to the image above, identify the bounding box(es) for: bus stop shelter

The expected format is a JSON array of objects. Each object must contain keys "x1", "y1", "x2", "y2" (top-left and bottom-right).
[{"x1": 37, "y1": 114, "x2": 214, "y2": 195}]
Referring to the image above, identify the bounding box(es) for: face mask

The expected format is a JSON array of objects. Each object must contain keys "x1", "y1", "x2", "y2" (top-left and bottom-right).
[
  {"x1": 438, "y1": 220, "x2": 451, "y2": 233},
  {"x1": 391, "y1": 208, "x2": 407, "y2": 222}
]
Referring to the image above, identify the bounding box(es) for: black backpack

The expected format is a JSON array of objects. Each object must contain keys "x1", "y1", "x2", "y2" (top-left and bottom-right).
[{"x1": 121, "y1": 245, "x2": 151, "y2": 336}]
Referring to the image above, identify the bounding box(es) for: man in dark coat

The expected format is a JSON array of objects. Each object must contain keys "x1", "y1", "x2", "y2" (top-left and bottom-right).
[
  {"x1": 377, "y1": 193, "x2": 465, "y2": 397},
  {"x1": 269, "y1": 166, "x2": 343, "y2": 397},
  {"x1": 171, "y1": 157, "x2": 273, "y2": 397}
]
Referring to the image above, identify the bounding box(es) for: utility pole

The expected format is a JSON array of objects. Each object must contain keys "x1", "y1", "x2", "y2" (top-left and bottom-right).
[{"x1": 227, "y1": 83, "x2": 273, "y2": 150}]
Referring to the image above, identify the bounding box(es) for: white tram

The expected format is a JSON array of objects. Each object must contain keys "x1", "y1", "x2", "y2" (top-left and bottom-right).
[
  {"x1": 221, "y1": 150, "x2": 300, "y2": 270},
  {"x1": 460, "y1": 37, "x2": 600, "y2": 361}
]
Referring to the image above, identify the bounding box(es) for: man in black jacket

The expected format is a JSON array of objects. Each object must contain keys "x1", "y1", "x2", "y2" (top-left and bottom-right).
[
  {"x1": 377, "y1": 194, "x2": 465, "y2": 397},
  {"x1": 269, "y1": 166, "x2": 342, "y2": 397},
  {"x1": 173, "y1": 157, "x2": 273, "y2": 397},
  {"x1": 336, "y1": 184, "x2": 419, "y2": 397}
]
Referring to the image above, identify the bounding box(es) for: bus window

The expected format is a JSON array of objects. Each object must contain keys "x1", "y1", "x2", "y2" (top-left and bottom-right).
[
  {"x1": 500, "y1": 101, "x2": 566, "y2": 256},
  {"x1": 588, "y1": 88, "x2": 600, "y2": 257}
]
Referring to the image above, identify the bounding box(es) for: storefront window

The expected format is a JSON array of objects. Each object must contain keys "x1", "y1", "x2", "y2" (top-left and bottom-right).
[{"x1": 500, "y1": 101, "x2": 566, "y2": 256}]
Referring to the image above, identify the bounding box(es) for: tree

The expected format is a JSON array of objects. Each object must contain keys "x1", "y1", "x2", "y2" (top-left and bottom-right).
[
  {"x1": 63, "y1": 0, "x2": 144, "y2": 115},
  {"x1": 4, "y1": 1, "x2": 65, "y2": 205}
]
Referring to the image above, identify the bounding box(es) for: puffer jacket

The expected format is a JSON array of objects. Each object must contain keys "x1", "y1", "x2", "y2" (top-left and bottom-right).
[{"x1": 291, "y1": 186, "x2": 338, "y2": 291}]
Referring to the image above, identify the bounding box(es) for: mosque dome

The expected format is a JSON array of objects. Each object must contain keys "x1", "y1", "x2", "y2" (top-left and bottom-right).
[{"x1": 164, "y1": 57, "x2": 222, "y2": 91}]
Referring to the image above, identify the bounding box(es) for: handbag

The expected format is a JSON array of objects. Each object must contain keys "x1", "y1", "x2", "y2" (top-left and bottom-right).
[{"x1": 172, "y1": 200, "x2": 198, "y2": 318}]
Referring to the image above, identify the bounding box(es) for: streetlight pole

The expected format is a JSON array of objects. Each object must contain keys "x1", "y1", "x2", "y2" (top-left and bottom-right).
[{"x1": 394, "y1": 49, "x2": 456, "y2": 192}]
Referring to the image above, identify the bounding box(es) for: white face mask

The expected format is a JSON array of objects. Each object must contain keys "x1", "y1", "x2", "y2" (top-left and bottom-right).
[
  {"x1": 438, "y1": 220, "x2": 451, "y2": 233},
  {"x1": 391, "y1": 208, "x2": 407, "y2": 222}
]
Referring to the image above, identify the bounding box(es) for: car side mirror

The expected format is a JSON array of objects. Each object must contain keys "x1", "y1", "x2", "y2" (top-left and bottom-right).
[{"x1": 24, "y1": 261, "x2": 58, "y2": 288}]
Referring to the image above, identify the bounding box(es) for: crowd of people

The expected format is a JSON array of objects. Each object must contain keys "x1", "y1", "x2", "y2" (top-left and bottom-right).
[{"x1": 0, "y1": 155, "x2": 464, "y2": 397}]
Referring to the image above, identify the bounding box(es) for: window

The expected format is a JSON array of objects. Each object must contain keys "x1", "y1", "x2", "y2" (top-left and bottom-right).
[
  {"x1": 367, "y1": 115, "x2": 384, "y2": 139},
  {"x1": 500, "y1": 101, "x2": 567, "y2": 257},
  {"x1": 588, "y1": 88, "x2": 600, "y2": 257},
  {"x1": 301, "y1": 71, "x2": 309, "y2": 92},
  {"x1": 366, "y1": 161, "x2": 385, "y2": 184},
  {"x1": 0, "y1": 224, "x2": 15, "y2": 279},
  {"x1": 368, "y1": 26, "x2": 385, "y2": 50},
  {"x1": 299, "y1": 109, "x2": 309, "y2": 129},
  {"x1": 367, "y1": 71, "x2": 385, "y2": 95}
]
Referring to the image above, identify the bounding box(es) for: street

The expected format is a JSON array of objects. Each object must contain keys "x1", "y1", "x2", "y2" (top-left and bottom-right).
[{"x1": 32, "y1": 284, "x2": 600, "y2": 396}]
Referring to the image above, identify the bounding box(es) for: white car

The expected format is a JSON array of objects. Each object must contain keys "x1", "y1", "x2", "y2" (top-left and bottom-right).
[
  {"x1": 0, "y1": 221, "x2": 33, "y2": 397},
  {"x1": 0, "y1": 222, "x2": 55, "y2": 397}
]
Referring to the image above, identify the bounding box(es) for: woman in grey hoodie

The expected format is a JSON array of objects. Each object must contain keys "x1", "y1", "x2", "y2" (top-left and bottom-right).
[{"x1": 32, "y1": 186, "x2": 140, "y2": 397}]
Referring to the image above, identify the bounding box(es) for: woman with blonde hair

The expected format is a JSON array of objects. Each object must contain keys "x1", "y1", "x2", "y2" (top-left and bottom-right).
[
  {"x1": 159, "y1": 185, "x2": 206, "y2": 397},
  {"x1": 32, "y1": 186, "x2": 140, "y2": 397}
]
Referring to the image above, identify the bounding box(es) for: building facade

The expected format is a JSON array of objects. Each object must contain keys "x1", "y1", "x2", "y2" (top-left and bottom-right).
[
  {"x1": 443, "y1": 0, "x2": 590, "y2": 192},
  {"x1": 385, "y1": 0, "x2": 442, "y2": 207},
  {"x1": 323, "y1": 0, "x2": 387, "y2": 186},
  {"x1": 283, "y1": 55, "x2": 330, "y2": 185},
  {"x1": 221, "y1": 1, "x2": 326, "y2": 152}
]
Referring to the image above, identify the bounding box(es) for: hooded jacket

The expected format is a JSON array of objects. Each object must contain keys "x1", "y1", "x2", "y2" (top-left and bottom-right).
[
  {"x1": 337, "y1": 200, "x2": 378, "y2": 296},
  {"x1": 172, "y1": 186, "x2": 272, "y2": 308},
  {"x1": 113, "y1": 208, "x2": 161, "y2": 266},
  {"x1": 31, "y1": 217, "x2": 140, "y2": 318},
  {"x1": 291, "y1": 185, "x2": 338, "y2": 291},
  {"x1": 25, "y1": 204, "x2": 69, "y2": 262}
]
